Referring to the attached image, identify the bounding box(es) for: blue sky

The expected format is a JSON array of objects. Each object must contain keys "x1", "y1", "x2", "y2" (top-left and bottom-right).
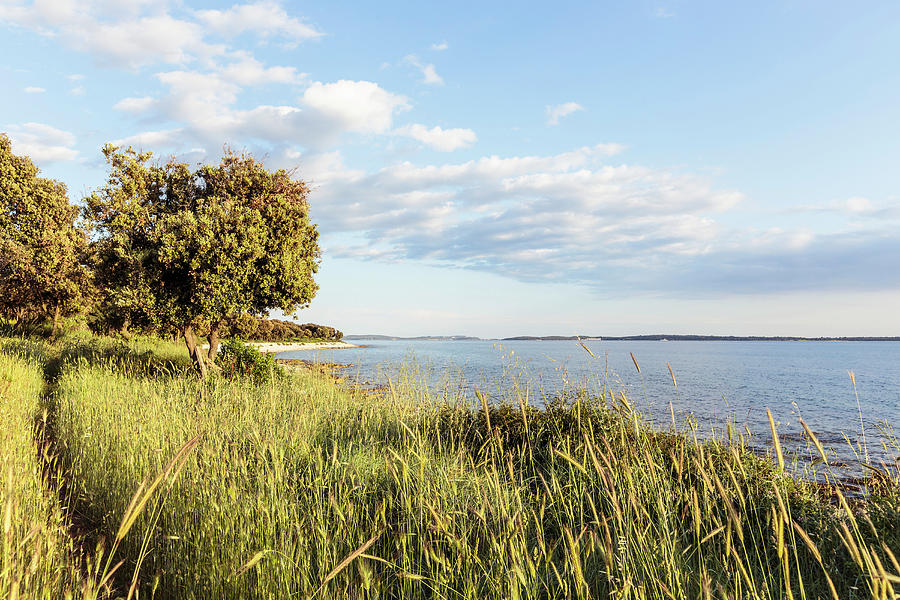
[{"x1": 2, "y1": 0, "x2": 899, "y2": 337}]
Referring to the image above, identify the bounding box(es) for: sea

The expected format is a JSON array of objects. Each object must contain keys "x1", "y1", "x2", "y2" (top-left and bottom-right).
[{"x1": 277, "y1": 339, "x2": 900, "y2": 478}]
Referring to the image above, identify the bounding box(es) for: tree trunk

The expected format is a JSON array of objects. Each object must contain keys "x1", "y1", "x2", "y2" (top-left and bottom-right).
[
  {"x1": 207, "y1": 319, "x2": 223, "y2": 362},
  {"x1": 183, "y1": 325, "x2": 208, "y2": 378},
  {"x1": 51, "y1": 301, "x2": 61, "y2": 337},
  {"x1": 119, "y1": 318, "x2": 132, "y2": 340}
]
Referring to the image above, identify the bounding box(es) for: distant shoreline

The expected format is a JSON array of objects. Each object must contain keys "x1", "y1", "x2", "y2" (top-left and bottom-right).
[
  {"x1": 503, "y1": 334, "x2": 900, "y2": 342},
  {"x1": 345, "y1": 334, "x2": 900, "y2": 342}
]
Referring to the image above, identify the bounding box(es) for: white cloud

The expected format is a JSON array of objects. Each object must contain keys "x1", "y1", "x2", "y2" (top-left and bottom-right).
[
  {"x1": 302, "y1": 80, "x2": 410, "y2": 134},
  {"x1": 155, "y1": 70, "x2": 242, "y2": 123},
  {"x1": 654, "y1": 8, "x2": 675, "y2": 18},
  {"x1": 66, "y1": 73, "x2": 85, "y2": 81},
  {"x1": 0, "y1": 1, "x2": 319, "y2": 69},
  {"x1": 546, "y1": 102, "x2": 584, "y2": 126},
  {"x1": 24, "y1": 86, "x2": 45, "y2": 93},
  {"x1": 194, "y1": 1, "x2": 323, "y2": 41},
  {"x1": 790, "y1": 196, "x2": 900, "y2": 219},
  {"x1": 395, "y1": 124, "x2": 477, "y2": 151},
  {"x1": 112, "y1": 72, "x2": 414, "y2": 151},
  {"x1": 431, "y1": 41, "x2": 448, "y2": 51},
  {"x1": 403, "y1": 54, "x2": 444, "y2": 85},
  {"x1": 297, "y1": 151, "x2": 364, "y2": 183},
  {"x1": 114, "y1": 96, "x2": 158, "y2": 113},
  {"x1": 86, "y1": 15, "x2": 221, "y2": 68},
  {"x1": 6, "y1": 122, "x2": 78, "y2": 163},
  {"x1": 845, "y1": 196, "x2": 873, "y2": 214},
  {"x1": 300, "y1": 148, "x2": 900, "y2": 294},
  {"x1": 218, "y1": 54, "x2": 306, "y2": 85},
  {"x1": 113, "y1": 128, "x2": 183, "y2": 148},
  {"x1": 299, "y1": 145, "x2": 745, "y2": 288},
  {"x1": 421, "y1": 64, "x2": 444, "y2": 85},
  {"x1": 69, "y1": 86, "x2": 85, "y2": 96},
  {"x1": 112, "y1": 54, "x2": 306, "y2": 126},
  {"x1": 0, "y1": 1, "x2": 223, "y2": 69},
  {"x1": 2, "y1": 1, "x2": 223, "y2": 68}
]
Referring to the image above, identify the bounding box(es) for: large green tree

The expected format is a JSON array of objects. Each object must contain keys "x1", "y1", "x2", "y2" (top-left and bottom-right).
[
  {"x1": 85, "y1": 145, "x2": 320, "y2": 375},
  {"x1": 0, "y1": 134, "x2": 90, "y2": 334}
]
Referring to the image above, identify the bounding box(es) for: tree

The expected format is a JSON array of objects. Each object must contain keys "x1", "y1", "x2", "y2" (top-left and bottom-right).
[
  {"x1": 85, "y1": 145, "x2": 320, "y2": 375},
  {"x1": 0, "y1": 134, "x2": 90, "y2": 334}
]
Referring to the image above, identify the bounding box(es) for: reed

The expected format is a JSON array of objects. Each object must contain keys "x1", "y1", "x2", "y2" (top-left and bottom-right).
[
  {"x1": 2, "y1": 334, "x2": 898, "y2": 599},
  {"x1": 0, "y1": 347, "x2": 83, "y2": 598}
]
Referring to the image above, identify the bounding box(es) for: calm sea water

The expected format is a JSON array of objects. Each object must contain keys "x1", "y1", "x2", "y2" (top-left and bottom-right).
[{"x1": 278, "y1": 340, "x2": 900, "y2": 471}]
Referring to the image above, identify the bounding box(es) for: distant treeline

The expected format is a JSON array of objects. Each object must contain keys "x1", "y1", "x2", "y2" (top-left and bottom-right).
[
  {"x1": 225, "y1": 315, "x2": 343, "y2": 342},
  {"x1": 502, "y1": 334, "x2": 900, "y2": 341}
]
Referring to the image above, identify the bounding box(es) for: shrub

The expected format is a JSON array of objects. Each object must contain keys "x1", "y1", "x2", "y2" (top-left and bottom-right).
[{"x1": 215, "y1": 338, "x2": 284, "y2": 383}]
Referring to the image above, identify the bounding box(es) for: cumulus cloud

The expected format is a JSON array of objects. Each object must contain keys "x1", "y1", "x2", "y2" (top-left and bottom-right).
[
  {"x1": 0, "y1": 0, "x2": 318, "y2": 69},
  {"x1": 431, "y1": 41, "x2": 448, "y2": 51},
  {"x1": 112, "y1": 128, "x2": 183, "y2": 149},
  {"x1": 845, "y1": 196, "x2": 874, "y2": 214},
  {"x1": 297, "y1": 145, "x2": 749, "y2": 286},
  {"x1": 395, "y1": 124, "x2": 477, "y2": 151},
  {"x1": 403, "y1": 54, "x2": 444, "y2": 85},
  {"x1": 112, "y1": 73, "x2": 412, "y2": 150},
  {"x1": 5, "y1": 1, "x2": 436, "y2": 160},
  {"x1": 0, "y1": 1, "x2": 220, "y2": 68},
  {"x1": 84, "y1": 15, "x2": 222, "y2": 68},
  {"x1": 154, "y1": 70, "x2": 242, "y2": 124},
  {"x1": 294, "y1": 147, "x2": 900, "y2": 294},
  {"x1": 24, "y1": 86, "x2": 44, "y2": 93},
  {"x1": 114, "y1": 96, "x2": 158, "y2": 113},
  {"x1": 6, "y1": 122, "x2": 78, "y2": 163},
  {"x1": 302, "y1": 80, "x2": 410, "y2": 134},
  {"x1": 194, "y1": 1, "x2": 323, "y2": 42},
  {"x1": 546, "y1": 102, "x2": 584, "y2": 126},
  {"x1": 218, "y1": 53, "x2": 306, "y2": 85}
]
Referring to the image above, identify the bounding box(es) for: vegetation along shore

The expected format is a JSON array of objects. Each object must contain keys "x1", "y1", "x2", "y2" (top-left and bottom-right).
[{"x1": 1, "y1": 332, "x2": 898, "y2": 599}]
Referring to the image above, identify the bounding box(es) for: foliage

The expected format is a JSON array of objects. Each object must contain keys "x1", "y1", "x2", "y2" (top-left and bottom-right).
[
  {"x1": 0, "y1": 134, "x2": 91, "y2": 333},
  {"x1": 223, "y1": 314, "x2": 342, "y2": 341},
  {"x1": 84, "y1": 145, "x2": 320, "y2": 372},
  {"x1": 215, "y1": 338, "x2": 284, "y2": 383}
]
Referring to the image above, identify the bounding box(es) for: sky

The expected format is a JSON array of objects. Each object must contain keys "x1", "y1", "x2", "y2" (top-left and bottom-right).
[{"x1": 2, "y1": 0, "x2": 899, "y2": 337}]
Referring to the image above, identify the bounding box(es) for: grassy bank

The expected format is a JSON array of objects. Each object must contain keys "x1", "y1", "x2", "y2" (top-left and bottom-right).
[{"x1": 2, "y1": 334, "x2": 898, "y2": 598}]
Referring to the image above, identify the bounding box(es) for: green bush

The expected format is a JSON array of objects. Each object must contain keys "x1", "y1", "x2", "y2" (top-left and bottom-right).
[{"x1": 215, "y1": 338, "x2": 284, "y2": 383}]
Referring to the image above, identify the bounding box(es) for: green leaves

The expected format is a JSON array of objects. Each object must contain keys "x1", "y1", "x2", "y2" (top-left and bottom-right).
[
  {"x1": 0, "y1": 134, "x2": 91, "y2": 329},
  {"x1": 215, "y1": 338, "x2": 284, "y2": 383},
  {"x1": 85, "y1": 145, "x2": 320, "y2": 368}
]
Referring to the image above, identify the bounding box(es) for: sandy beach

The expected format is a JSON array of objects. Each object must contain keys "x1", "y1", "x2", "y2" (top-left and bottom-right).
[
  {"x1": 246, "y1": 341, "x2": 362, "y2": 353},
  {"x1": 202, "y1": 341, "x2": 362, "y2": 353}
]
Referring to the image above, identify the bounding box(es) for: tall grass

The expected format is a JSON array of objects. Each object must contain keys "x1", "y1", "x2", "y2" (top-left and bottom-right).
[
  {"x1": 6, "y1": 334, "x2": 900, "y2": 598},
  {"x1": 0, "y1": 347, "x2": 82, "y2": 598}
]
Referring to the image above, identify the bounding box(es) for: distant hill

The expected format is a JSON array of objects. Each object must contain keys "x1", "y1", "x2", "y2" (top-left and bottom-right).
[{"x1": 346, "y1": 333, "x2": 900, "y2": 342}]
